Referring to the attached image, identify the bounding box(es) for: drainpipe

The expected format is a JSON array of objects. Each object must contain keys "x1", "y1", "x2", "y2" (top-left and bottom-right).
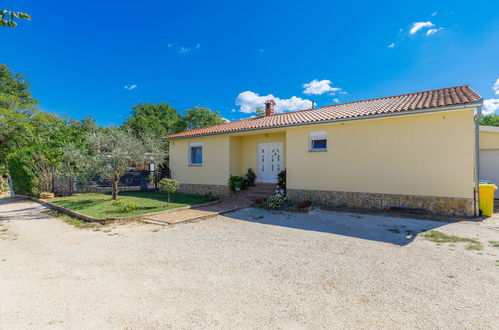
[{"x1": 474, "y1": 105, "x2": 482, "y2": 217}]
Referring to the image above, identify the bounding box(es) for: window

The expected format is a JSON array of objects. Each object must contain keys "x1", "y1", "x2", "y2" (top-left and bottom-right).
[
  {"x1": 309, "y1": 131, "x2": 327, "y2": 152},
  {"x1": 189, "y1": 143, "x2": 203, "y2": 165}
]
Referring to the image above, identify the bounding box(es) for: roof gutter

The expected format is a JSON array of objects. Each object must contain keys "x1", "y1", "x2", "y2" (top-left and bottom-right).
[{"x1": 163, "y1": 100, "x2": 483, "y2": 140}]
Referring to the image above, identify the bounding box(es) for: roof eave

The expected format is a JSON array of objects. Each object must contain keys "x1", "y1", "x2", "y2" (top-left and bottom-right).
[{"x1": 163, "y1": 100, "x2": 483, "y2": 141}]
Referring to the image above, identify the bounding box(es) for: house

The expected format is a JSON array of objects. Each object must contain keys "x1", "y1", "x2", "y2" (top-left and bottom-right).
[
  {"x1": 163, "y1": 85, "x2": 483, "y2": 217},
  {"x1": 479, "y1": 125, "x2": 499, "y2": 198}
]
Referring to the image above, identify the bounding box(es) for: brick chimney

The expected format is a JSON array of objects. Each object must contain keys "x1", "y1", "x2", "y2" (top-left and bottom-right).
[{"x1": 264, "y1": 100, "x2": 276, "y2": 116}]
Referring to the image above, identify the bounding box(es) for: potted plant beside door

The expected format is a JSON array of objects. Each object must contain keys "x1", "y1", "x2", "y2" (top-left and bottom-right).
[
  {"x1": 276, "y1": 169, "x2": 286, "y2": 195},
  {"x1": 228, "y1": 175, "x2": 244, "y2": 192}
]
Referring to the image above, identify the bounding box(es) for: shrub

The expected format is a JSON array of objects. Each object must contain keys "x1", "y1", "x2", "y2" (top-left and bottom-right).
[
  {"x1": 277, "y1": 169, "x2": 286, "y2": 191},
  {"x1": 297, "y1": 200, "x2": 312, "y2": 209},
  {"x1": 245, "y1": 168, "x2": 256, "y2": 186},
  {"x1": 265, "y1": 194, "x2": 286, "y2": 209},
  {"x1": 111, "y1": 199, "x2": 139, "y2": 213},
  {"x1": 228, "y1": 175, "x2": 245, "y2": 191},
  {"x1": 158, "y1": 178, "x2": 180, "y2": 205},
  {"x1": 6, "y1": 145, "x2": 58, "y2": 196},
  {"x1": 254, "y1": 197, "x2": 266, "y2": 205}
]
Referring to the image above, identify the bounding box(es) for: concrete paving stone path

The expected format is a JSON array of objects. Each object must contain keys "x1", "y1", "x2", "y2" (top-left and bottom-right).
[{"x1": 142, "y1": 196, "x2": 253, "y2": 225}]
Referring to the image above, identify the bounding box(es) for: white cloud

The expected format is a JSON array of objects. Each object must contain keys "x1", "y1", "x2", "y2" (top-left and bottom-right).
[
  {"x1": 303, "y1": 79, "x2": 341, "y2": 95},
  {"x1": 426, "y1": 28, "x2": 443, "y2": 36},
  {"x1": 493, "y1": 78, "x2": 499, "y2": 95},
  {"x1": 124, "y1": 84, "x2": 138, "y2": 90},
  {"x1": 195, "y1": 43, "x2": 201, "y2": 49},
  {"x1": 178, "y1": 47, "x2": 190, "y2": 54},
  {"x1": 332, "y1": 98, "x2": 340, "y2": 103},
  {"x1": 258, "y1": 49, "x2": 264, "y2": 53},
  {"x1": 388, "y1": 43, "x2": 395, "y2": 48},
  {"x1": 339, "y1": 91, "x2": 348, "y2": 95},
  {"x1": 431, "y1": 11, "x2": 438, "y2": 16},
  {"x1": 409, "y1": 21, "x2": 434, "y2": 35},
  {"x1": 235, "y1": 91, "x2": 313, "y2": 114},
  {"x1": 167, "y1": 43, "x2": 173, "y2": 48},
  {"x1": 483, "y1": 99, "x2": 499, "y2": 115}
]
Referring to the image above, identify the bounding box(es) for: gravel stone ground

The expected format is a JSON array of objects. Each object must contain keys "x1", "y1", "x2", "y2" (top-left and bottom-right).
[{"x1": 1, "y1": 198, "x2": 498, "y2": 329}]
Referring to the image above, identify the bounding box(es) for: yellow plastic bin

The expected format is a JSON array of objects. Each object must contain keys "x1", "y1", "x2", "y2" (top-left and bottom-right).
[{"x1": 479, "y1": 183, "x2": 497, "y2": 216}]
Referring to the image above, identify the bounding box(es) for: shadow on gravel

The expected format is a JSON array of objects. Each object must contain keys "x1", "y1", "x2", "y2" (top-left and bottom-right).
[
  {"x1": 230, "y1": 208, "x2": 447, "y2": 246},
  {"x1": 0, "y1": 198, "x2": 50, "y2": 222}
]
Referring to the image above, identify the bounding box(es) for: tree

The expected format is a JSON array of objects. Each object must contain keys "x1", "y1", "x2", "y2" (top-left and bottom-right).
[
  {"x1": 0, "y1": 64, "x2": 38, "y2": 107},
  {"x1": 0, "y1": 65, "x2": 101, "y2": 183},
  {"x1": 158, "y1": 178, "x2": 179, "y2": 205},
  {"x1": 480, "y1": 114, "x2": 499, "y2": 127},
  {"x1": 123, "y1": 102, "x2": 182, "y2": 137},
  {"x1": 86, "y1": 127, "x2": 164, "y2": 200},
  {"x1": 255, "y1": 107, "x2": 265, "y2": 116},
  {"x1": 0, "y1": 104, "x2": 68, "y2": 175},
  {"x1": 178, "y1": 106, "x2": 226, "y2": 131},
  {"x1": 0, "y1": 10, "x2": 31, "y2": 28}
]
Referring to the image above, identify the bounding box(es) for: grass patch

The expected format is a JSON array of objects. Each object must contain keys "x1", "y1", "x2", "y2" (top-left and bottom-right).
[
  {"x1": 489, "y1": 240, "x2": 499, "y2": 248},
  {"x1": 420, "y1": 230, "x2": 483, "y2": 250},
  {"x1": 49, "y1": 191, "x2": 217, "y2": 219},
  {"x1": 465, "y1": 243, "x2": 483, "y2": 250},
  {"x1": 42, "y1": 209, "x2": 101, "y2": 229},
  {"x1": 420, "y1": 230, "x2": 479, "y2": 244}
]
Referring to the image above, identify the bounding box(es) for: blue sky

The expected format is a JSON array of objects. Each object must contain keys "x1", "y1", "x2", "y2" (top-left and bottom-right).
[{"x1": 2, "y1": 0, "x2": 499, "y2": 125}]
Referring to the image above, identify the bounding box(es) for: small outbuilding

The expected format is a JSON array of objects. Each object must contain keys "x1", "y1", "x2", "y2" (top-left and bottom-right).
[{"x1": 479, "y1": 125, "x2": 499, "y2": 198}]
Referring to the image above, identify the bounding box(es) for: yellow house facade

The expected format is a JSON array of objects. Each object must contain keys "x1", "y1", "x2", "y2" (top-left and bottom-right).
[{"x1": 165, "y1": 85, "x2": 483, "y2": 217}]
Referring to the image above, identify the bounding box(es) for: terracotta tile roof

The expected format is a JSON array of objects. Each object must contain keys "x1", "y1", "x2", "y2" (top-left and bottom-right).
[{"x1": 163, "y1": 85, "x2": 481, "y2": 140}]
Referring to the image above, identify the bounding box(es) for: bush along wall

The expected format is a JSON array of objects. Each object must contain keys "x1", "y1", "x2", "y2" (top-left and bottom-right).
[
  {"x1": 6, "y1": 145, "x2": 58, "y2": 196},
  {"x1": 7, "y1": 147, "x2": 38, "y2": 195}
]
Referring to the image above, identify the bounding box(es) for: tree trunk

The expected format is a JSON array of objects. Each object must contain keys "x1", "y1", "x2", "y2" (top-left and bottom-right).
[{"x1": 111, "y1": 180, "x2": 119, "y2": 200}]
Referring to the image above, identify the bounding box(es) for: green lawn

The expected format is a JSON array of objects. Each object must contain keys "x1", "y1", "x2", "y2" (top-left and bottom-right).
[{"x1": 50, "y1": 191, "x2": 217, "y2": 219}]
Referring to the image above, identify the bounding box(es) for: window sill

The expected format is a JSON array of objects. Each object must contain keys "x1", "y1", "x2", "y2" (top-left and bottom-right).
[
  {"x1": 309, "y1": 149, "x2": 327, "y2": 152},
  {"x1": 188, "y1": 164, "x2": 203, "y2": 166}
]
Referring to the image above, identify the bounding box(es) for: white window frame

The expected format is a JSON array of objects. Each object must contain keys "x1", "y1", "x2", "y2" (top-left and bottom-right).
[
  {"x1": 188, "y1": 142, "x2": 203, "y2": 166},
  {"x1": 309, "y1": 131, "x2": 328, "y2": 152}
]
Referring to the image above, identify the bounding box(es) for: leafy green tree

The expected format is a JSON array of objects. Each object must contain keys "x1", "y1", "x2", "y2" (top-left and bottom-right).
[
  {"x1": 158, "y1": 178, "x2": 179, "y2": 205},
  {"x1": 0, "y1": 64, "x2": 37, "y2": 107},
  {"x1": 86, "y1": 128, "x2": 164, "y2": 200},
  {"x1": 0, "y1": 9, "x2": 31, "y2": 28},
  {"x1": 123, "y1": 102, "x2": 182, "y2": 137},
  {"x1": 178, "y1": 106, "x2": 226, "y2": 131},
  {"x1": 0, "y1": 105, "x2": 68, "y2": 175},
  {"x1": 480, "y1": 114, "x2": 499, "y2": 127},
  {"x1": 0, "y1": 64, "x2": 105, "y2": 198},
  {"x1": 255, "y1": 107, "x2": 265, "y2": 116}
]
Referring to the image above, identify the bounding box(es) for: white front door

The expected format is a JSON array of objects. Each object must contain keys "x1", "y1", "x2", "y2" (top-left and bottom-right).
[{"x1": 257, "y1": 142, "x2": 283, "y2": 183}]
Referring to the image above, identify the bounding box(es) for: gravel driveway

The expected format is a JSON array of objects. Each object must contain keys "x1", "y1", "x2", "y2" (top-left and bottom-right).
[{"x1": 1, "y1": 198, "x2": 498, "y2": 329}]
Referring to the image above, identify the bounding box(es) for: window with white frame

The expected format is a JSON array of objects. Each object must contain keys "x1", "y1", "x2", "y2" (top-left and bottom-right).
[
  {"x1": 189, "y1": 142, "x2": 203, "y2": 165},
  {"x1": 309, "y1": 131, "x2": 327, "y2": 151}
]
